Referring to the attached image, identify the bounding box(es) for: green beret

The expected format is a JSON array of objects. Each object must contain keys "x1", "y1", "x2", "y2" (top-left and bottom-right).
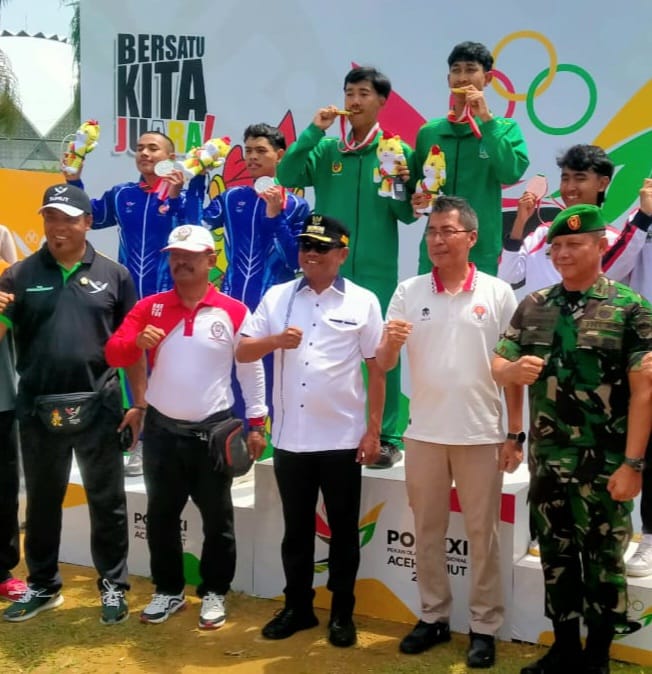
[{"x1": 546, "y1": 204, "x2": 606, "y2": 243}]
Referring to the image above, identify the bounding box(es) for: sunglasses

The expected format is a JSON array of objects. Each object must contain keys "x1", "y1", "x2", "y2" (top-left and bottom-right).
[{"x1": 299, "y1": 240, "x2": 341, "y2": 254}]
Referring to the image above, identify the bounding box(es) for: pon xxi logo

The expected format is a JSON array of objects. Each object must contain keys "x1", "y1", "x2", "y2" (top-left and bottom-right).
[{"x1": 314, "y1": 502, "x2": 385, "y2": 573}]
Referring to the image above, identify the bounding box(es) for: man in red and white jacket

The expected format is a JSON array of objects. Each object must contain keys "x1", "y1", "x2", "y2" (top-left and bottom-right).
[
  {"x1": 106, "y1": 224, "x2": 267, "y2": 630},
  {"x1": 499, "y1": 145, "x2": 643, "y2": 296}
]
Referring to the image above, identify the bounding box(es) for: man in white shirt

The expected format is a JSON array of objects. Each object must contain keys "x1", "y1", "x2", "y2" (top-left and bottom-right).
[
  {"x1": 236, "y1": 214, "x2": 384, "y2": 648},
  {"x1": 377, "y1": 196, "x2": 523, "y2": 668},
  {"x1": 106, "y1": 225, "x2": 267, "y2": 630}
]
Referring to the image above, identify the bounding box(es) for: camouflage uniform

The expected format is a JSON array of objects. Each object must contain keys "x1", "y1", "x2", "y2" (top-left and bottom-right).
[{"x1": 495, "y1": 275, "x2": 652, "y2": 627}]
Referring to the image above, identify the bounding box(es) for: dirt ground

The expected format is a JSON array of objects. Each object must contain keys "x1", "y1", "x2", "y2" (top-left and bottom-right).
[{"x1": 0, "y1": 560, "x2": 649, "y2": 674}]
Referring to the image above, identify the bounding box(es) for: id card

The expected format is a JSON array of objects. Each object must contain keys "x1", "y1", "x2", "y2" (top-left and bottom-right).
[{"x1": 392, "y1": 178, "x2": 407, "y2": 201}]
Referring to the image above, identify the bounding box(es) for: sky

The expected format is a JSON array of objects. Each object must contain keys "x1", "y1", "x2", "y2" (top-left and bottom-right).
[
  {"x1": 0, "y1": 1, "x2": 76, "y2": 135},
  {"x1": 0, "y1": 0, "x2": 74, "y2": 38}
]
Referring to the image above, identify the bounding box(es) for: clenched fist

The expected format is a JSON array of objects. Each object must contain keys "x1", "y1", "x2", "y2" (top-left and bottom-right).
[{"x1": 510, "y1": 355, "x2": 545, "y2": 385}]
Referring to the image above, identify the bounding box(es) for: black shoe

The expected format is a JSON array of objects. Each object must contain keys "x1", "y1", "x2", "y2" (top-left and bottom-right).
[
  {"x1": 467, "y1": 632, "x2": 495, "y2": 668},
  {"x1": 399, "y1": 619, "x2": 451, "y2": 654},
  {"x1": 368, "y1": 442, "x2": 401, "y2": 470},
  {"x1": 520, "y1": 644, "x2": 584, "y2": 674},
  {"x1": 261, "y1": 607, "x2": 318, "y2": 640},
  {"x1": 328, "y1": 617, "x2": 356, "y2": 647}
]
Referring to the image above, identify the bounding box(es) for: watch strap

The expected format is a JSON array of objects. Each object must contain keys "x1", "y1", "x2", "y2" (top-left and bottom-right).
[{"x1": 623, "y1": 456, "x2": 646, "y2": 472}]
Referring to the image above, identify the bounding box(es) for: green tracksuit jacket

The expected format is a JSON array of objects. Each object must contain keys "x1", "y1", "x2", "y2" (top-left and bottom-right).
[
  {"x1": 277, "y1": 122, "x2": 417, "y2": 446},
  {"x1": 277, "y1": 123, "x2": 417, "y2": 302},
  {"x1": 411, "y1": 116, "x2": 529, "y2": 276}
]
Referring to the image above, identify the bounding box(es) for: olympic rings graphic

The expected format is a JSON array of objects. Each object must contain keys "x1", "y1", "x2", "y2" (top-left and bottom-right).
[
  {"x1": 490, "y1": 69, "x2": 516, "y2": 119},
  {"x1": 527, "y1": 64, "x2": 597, "y2": 135},
  {"x1": 492, "y1": 30, "x2": 597, "y2": 135},
  {"x1": 492, "y1": 31, "x2": 557, "y2": 102}
]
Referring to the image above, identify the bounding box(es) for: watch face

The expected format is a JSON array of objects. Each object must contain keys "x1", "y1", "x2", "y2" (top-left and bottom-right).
[{"x1": 508, "y1": 432, "x2": 526, "y2": 444}]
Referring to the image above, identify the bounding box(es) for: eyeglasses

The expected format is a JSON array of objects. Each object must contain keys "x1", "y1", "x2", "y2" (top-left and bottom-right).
[
  {"x1": 426, "y1": 228, "x2": 472, "y2": 240},
  {"x1": 299, "y1": 240, "x2": 341, "y2": 254}
]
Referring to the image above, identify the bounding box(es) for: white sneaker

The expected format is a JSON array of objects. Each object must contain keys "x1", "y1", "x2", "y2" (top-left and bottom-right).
[
  {"x1": 627, "y1": 539, "x2": 652, "y2": 577},
  {"x1": 140, "y1": 592, "x2": 186, "y2": 624},
  {"x1": 198, "y1": 592, "x2": 226, "y2": 630}
]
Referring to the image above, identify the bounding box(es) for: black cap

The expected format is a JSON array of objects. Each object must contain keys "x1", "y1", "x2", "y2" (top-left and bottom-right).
[
  {"x1": 39, "y1": 184, "x2": 92, "y2": 216},
  {"x1": 298, "y1": 213, "x2": 350, "y2": 246}
]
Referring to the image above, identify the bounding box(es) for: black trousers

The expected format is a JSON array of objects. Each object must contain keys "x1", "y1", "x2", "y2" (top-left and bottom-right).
[
  {"x1": 0, "y1": 410, "x2": 19, "y2": 581},
  {"x1": 143, "y1": 407, "x2": 235, "y2": 597},
  {"x1": 642, "y1": 440, "x2": 652, "y2": 534},
  {"x1": 273, "y1": 448, "x2": 361, "y2": 619},
  {"x1": 19, "y1": 387, "x2": 128, "y2": 593}
]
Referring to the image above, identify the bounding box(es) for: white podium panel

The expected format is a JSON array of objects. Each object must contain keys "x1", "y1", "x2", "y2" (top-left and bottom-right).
[
  {"x1": 252, "y1": 458, "x2": 530, "y2": 640},
  {"x1": 56, "y1": 455, "x2": 651, "y2": 665},
  {"x1": 513, "y1": 547, "x2": 652, "y2": 667}
]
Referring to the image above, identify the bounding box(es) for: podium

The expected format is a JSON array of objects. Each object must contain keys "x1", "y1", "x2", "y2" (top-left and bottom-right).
[{"x1": 59, "y1": 457, "x2": 652, "y2": 665}]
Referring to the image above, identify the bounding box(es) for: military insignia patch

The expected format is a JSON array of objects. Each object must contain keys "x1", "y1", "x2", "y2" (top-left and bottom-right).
[
  {"x1": 331, "y1": 161, "x2": 343, "y2": 174},
  {"x1": 567, "y1": 214, "x2": 581, "y2": 230}
]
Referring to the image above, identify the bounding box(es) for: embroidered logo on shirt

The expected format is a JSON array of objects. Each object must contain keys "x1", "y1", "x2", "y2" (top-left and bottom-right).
[
  {"x1": 331, "y1": 161, "x2": 343, "y2": 174},
  {"x1": 151, "y1": 303, "x2": 164, "y2": 317},
  {"x1": 87, "y1": 279, "x2": 108, "y2": 294},
  {"x1": 420, "y1": 307, "x2": 431, "y2": 321},
  {"x1": 471, "y1": 304, "x2": 488, "y2": 322},
  {"x1": 478, "y1": 143, "x2": 488, "y2": 159},
  {"x1": 26, "y1": 285, "x2": 54, "y2": 292},
  {"x1": 209, "y1": 321, "x2": 226, "y2": 341},
  {"x1": 158, "y1": 204, "x2": 170, "y2": 215}
]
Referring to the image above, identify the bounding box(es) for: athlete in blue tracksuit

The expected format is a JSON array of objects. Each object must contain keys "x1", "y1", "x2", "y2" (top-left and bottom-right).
[
  {"x1": 193, "y1": 123, "x2": 309, "y2": 308},
  {"x1": 199, "y1": 185, "x2": 308, "y2": 307},
  {"x1": 67, "y1": 131, "x2": 202, "y2": 300}
]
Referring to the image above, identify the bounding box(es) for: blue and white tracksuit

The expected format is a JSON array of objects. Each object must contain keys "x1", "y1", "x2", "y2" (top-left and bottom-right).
[
  {"x1": 199, "y1": 185, "x2": 309, "y2": 310},
  {"x1": 70, "y1": 177, "x2": 203, "y2": 299}
]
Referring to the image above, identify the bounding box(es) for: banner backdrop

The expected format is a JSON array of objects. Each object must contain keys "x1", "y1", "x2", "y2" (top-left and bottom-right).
[{"x1": 76, "y1": 0, "x2": 652, "y2": 277}]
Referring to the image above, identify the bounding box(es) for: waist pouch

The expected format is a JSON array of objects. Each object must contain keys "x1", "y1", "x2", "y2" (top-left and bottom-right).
[
  {"x1": 152, "y1": 408, "x2": 252, "y2": 477},
  {"x1": 208, "y1": 417, "x2": 252, "y2": 478},
  {"x1": 33, "y1": 392, "x2": 103, "y2": 434}
]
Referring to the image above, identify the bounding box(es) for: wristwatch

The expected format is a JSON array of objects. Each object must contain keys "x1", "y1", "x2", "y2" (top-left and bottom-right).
[
  {"x1": 506, "y1": 432, "x2": 526, "y2": 444},
  {"x1": 622, "y1": 456, "x2": 646, "y2": 472}
]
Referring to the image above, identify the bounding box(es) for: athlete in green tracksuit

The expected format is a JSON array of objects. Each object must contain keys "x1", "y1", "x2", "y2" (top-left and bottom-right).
[
  {"x1": 411, "y1": 41, "x2": 529, "y2": 276},
  {"x1": 277, "y1": 66, "x2": 416, "y2": 467},
  {"x1": 493, "y1": 204, "x2": 652, "y2": 674}
]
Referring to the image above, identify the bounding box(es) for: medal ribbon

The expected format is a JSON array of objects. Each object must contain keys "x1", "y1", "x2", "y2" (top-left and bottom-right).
[
  {"x1": 338, "y1": 117, "x2": 380, "y2": 153},
  {"x1": 447, "y1": 104, "x2": 482, "y2": 139},
  {"x1": 139, "y1": 178, "x2": 170, "y2": 201}
]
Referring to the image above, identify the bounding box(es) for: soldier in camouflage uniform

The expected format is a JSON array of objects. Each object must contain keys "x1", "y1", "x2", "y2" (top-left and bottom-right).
[{"x1": 492, "y1": 204, "x2": 652, "y2": 674}]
